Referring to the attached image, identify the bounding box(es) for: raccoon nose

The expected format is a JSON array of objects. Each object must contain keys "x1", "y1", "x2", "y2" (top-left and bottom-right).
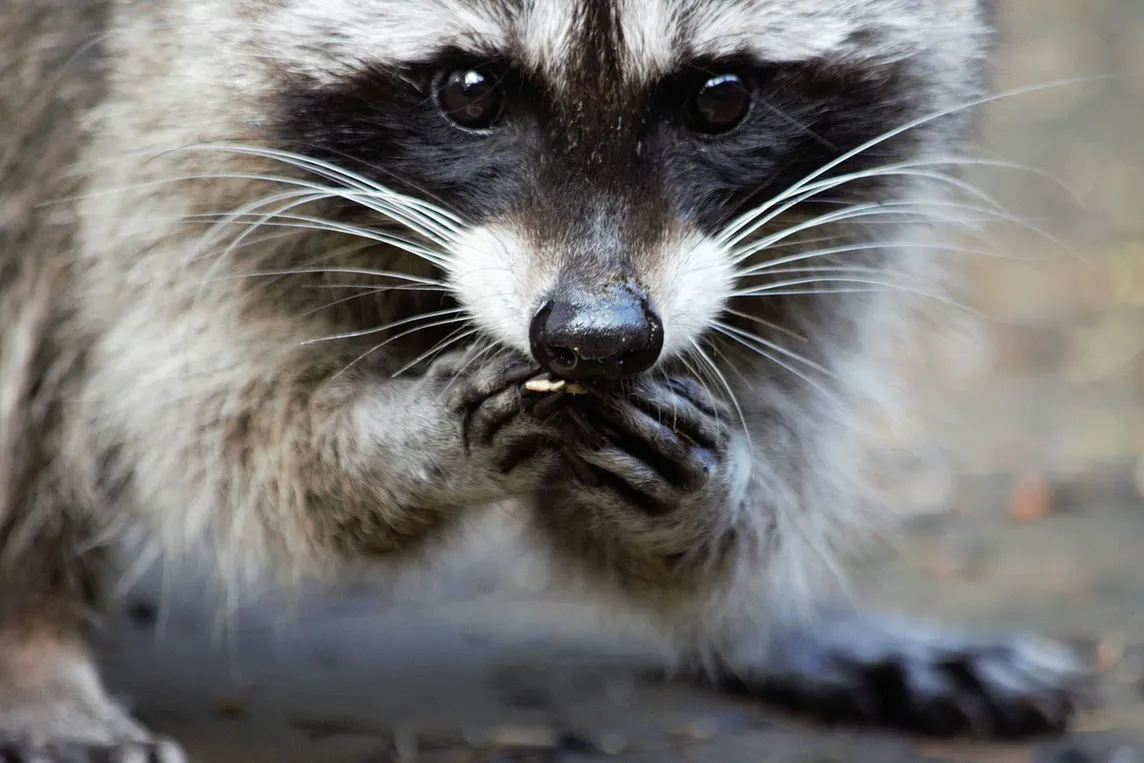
[{"x1": 529, "y1": 283, "x2": 664, "y2": 381}]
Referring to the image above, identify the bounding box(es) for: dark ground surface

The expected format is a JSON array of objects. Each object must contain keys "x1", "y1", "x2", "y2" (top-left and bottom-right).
[{"x1": 96, "y1": 471, "x2": 1144, "y2": 763}]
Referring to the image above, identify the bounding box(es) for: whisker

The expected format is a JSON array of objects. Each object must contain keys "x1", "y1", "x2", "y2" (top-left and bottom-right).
[
  {"x1": 737, "y1": 264, "x2": 945, "y2": 289},
  {"x1": 310, "y1": 282, "x2": 448, "y2": 292},
  {"x1": 185, "y1": 196, "x2": 453, "y2": 248},
  {"x1": 61, "y1": 168, "x2": 458, "y2": 228},
  {"x1": 687, "y1": 338, "x2": 752, "y2": 452},
  {"x1": 211, "y1": 267, "x2": 446, "y2": 288},
  {"x1": 721, "y1": 309, "x2": 808, "y2": 343},
  {"x1": 190, "y1": 189, "x2": 347, "y2": 304},
  {"x1": 711, "y1": 324, "x2": 841, "y2": 406},
  {"x1": 331, "y1": 315, "x2": 472, "y2": 380},
  {"x1": 301, "y1": 307, "x2": 466, "y2": 345},
  {"x1": 177, "y1": 144, "x2": 464, "y2": 231},
  {"x1": 723, "y1": 166, "x2": 1011, "y2": 252},
  {"x1": 722, "y1": 163, "x2": 1077, "y2": 262},
  {"x1": 731, "y1": 198, "x2": 1063, "y2": 264},
  {"x1": 688, "y1": 341, "x2": 755, "y2": 392},
  {"x1": 676, "y1": 353, "x2": 722, "y2": 412},
  {"x1": 718, "y1": 77, "x2": 1102, "y2": 243},
  {"x1": 157, "y1": 172, "x2": 460, "y2": 249},
  {"x1": 102, "y1": 162, "x2": 463, "y2": 253},
  {"x1": 736, "y1": 241, "x2": 990, "y2": 276},
  {"x1": 835, "y1": 199, "x2": 1067, "y2": 253},
  {"x1": 713, "y1": 321, "x2": 835, "y2": 378},
  {"x1": 731, "y1": 192, "x2": 1075, "y2": 271},
  {"x1": 393, "y1": 328, "x2": 485, "y2": 380},
  {"x1": 731, "y1": 277, "x2": 980, "y2": 315},
  {"x1": 299, "y1": 287, "x2": 428, "y2": 319},
  {"x1": 185, "y1": 212, "x2": 450, "y2": 266}
]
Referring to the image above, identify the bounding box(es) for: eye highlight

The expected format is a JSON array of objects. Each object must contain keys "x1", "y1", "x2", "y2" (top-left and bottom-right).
[
  {"x1": 688, "y1": 73, "x2": 751, "y2": 134},
  {"x1": 437, "y1": 68, "x2": 503, "y2": 130}
]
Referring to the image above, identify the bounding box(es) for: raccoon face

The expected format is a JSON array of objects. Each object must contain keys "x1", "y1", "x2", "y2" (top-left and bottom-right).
[{"x1": 270, "y1": 0, "x2": 992, "y2": 380}]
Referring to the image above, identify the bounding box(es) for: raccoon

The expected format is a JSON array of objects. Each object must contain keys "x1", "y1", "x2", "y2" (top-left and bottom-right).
[{"x1": 0, "y1": 0, "x2": 1089, "y2": 760}]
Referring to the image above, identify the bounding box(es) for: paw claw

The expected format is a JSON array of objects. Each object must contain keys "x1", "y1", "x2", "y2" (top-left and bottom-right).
[
  {"x1": 547, "y1": 373, "x2": 737, "y2": 516},
  {"x1": 734, "y1": 617, "x2": 1089, "y2": 739}
]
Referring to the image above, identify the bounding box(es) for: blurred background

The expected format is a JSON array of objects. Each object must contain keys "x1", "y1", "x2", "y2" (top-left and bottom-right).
[
  {"x1": 897, "y1": 0, "x2": 1144, "y2": 504},
  {"x1": 103, "y1": 1, "x2": 1144, "y2": 761},
  {"x1": 856, "y1": 0, "x2": 1144, "y2": 630}
]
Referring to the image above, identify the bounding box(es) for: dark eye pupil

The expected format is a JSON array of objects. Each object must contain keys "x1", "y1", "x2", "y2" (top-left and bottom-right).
[
  {"x1": 691, "y1": 74, "x2": 749, "y2": 133},
  {"x1": 439, "y1": 68, "x2": 502, "y2": 129}
]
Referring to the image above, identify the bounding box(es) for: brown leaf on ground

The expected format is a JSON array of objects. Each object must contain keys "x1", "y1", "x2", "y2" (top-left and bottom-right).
[{"x1": 1008, "y1": 473, "x2": 1052, "y2": 523}]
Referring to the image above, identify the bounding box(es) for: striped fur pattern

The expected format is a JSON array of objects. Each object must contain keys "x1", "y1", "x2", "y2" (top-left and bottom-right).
[{"x1": 0, "y1": 0, "x2": 1087, "y2": 757}]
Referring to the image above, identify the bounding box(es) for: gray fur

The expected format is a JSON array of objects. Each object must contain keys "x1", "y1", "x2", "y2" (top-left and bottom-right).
[{"x1": 0, "y1": 0, "x2": 1085, "y2": 758}]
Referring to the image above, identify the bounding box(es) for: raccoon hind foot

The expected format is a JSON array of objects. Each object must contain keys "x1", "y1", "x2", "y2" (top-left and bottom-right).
[{"x1": 0, "y1": 633, "x2": 186, "y2": 763}]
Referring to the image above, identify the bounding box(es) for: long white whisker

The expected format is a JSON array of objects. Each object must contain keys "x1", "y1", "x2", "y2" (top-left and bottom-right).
[
  {"x1": 63, "y1": 170, "x2": 463, "y2": 241},
  {"x1": 718, "y1": 78, "x2": 1101, "y2": 243},
  {"x1": 186, "y1": 212, "x2": 450, "y2": 266},
  {"x1": 190, "y1": 188, "x2": 340, "y2": 306},
  {"x1": 177, "y1": 144, "x2": 464, "y2": 229},
  {"x1": 722, "y1": 163, "x2": 1078, "y2": 262},
  {"x1": 732, "y1": 198, "x2": 1064, "y2": 263},
  {"x1": 331, "y1": 316, "x2": 472, "y2": 380},
  {"x1": 736, "y1": 241, "x2": 996, "y2": 277},
  {"x1": 676, "y1": 353, "x2": 722, "y2": 412},
  {"x1": 298, "y1": 287, "x2": 439, "y2": 319},
  {"x1": 731, "y1": 182, "x2": 1074, "y2": 266},
  {"x1": 739, "y1": 264, "x2": 941, "y2": 284},
  {"x1": 212, "y1": 267, "x2": 446, "y2": 288},
  {"x1": 732, "y1": 287, "x2": 898, "y2": 298},
  {"x1": 689, "y1": 341, "x2": 754, "y2": 391},
  {"x1": 722, "y1": 155, "x2": 1082, "y2": 246},
  {"x1": 711, "y1": 324, "x2": 841, "y2": 407},
  {"x1": 732, "y1": 276, "x2": 979, "y2": 315},
  {"x1": 713, "y1": 321, "x2": 835, "y2": 378},
  {"x1": 687, "y1": 339, "x2": 752, "y2": 452},
  {"x1": 723, "y1": 166, "x2": 1011, "y2": 251},
  {"x1": 311, "y1": 283, "x2": 448, "y2": 292},
  {"x1": 191, "y1": 188, "x2": 331, "y2": 253},
  {"x1": 720, "y1": 308, "x2": 808, "y2": 343},
  {"x1": 438, "y1": 342, "x2": 499, "y2": 396},
  {"x1": 730, "y1": 202, "x2": 914, "y2": 259},
  {"x1": 391, "y1": 327, "x2": 482, "y2": 379},
  {"x1": 198, "y1": 186, "x2": 455, "y2": 263},
  {"x1": 302, "y1": 307, "x2": 465, "y2": 345},
  {"x1": 186, "y1": 186, "x2": 459, "y2": 249}
]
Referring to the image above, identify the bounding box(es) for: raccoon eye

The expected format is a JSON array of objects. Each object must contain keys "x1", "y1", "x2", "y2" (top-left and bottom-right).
[
  {"x1": 689, "y1": 73, "x2": 750, "y2": 133},
  {"x1": 437, "y1": 68, "x2": 503, "y2": 130}
]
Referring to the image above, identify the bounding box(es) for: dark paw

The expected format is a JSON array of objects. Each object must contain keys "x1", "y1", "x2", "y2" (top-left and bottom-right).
[
  {"x1": 427, "y1": 353, "x2": 558, "y2": 474},
  {"x1": 727, "y1": 615, "x2": 1092, "y2": 738},
  {"x1": 0, "y1": 738, "x2": 186, "y2": 763},
  {"x1": 548, "y1": 374, "x2": 734, "y2": 514}
]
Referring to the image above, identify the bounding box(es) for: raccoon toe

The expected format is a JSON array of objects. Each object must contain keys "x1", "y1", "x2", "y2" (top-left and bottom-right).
[
  {"x1": 430, "y1": 354, "x2": 541, "y2": 448},
  {"x1": 719, "y1": 614, "x2": 1091, "y2": 738},
  {"x1": 0, "y1": 738, "x2": 186, "y2": 763}
]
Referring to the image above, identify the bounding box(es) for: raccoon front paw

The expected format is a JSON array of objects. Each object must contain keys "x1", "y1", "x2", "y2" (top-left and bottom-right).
[
  {"x1": 428, "y1": 353, "x2": 557, "y2": 475},
  {"x1": 721, "y1": 614, "x2": 1092, "y2": 738},
  {"x1": 0, "y1": 737, "x2": 187, "y2": 763},
  {"x1": 555, "y1": 374, "x2": 735, "y2": 514}
]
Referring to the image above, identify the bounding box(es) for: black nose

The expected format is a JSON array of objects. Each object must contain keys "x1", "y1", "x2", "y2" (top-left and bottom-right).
[{"x1": 529, "y1": 283, "x2": 664, "y2": 381}]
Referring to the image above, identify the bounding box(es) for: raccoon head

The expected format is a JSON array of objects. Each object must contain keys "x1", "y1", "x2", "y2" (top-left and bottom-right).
[{"x1": 268, "y1": 0, "x2": 993, "y2": 381}]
